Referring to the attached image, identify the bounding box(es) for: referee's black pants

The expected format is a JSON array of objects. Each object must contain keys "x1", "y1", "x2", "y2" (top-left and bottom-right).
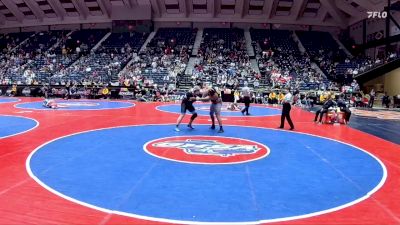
[
  {"x1": 368, "y1": 96, "x2": 375, "y2": 108},
  {"x1": 241, "y1": 96, "x2": 251, "y2": 115},
  {"x1": 280, "y1": 102, "x2": 294, "y2": 129}
]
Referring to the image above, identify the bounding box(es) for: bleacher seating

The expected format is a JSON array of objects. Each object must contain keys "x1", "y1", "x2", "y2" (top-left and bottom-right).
[
  {"x1": 0, "y1": 32, "x2": 34, "y2": 52},
  {"x1": 19, "y1": 31, "x2": 67, "y2": 54},
  {"x1": 190, "y1": 28, "x2": 259, "y2": 88},
  {"x1": 65, "y1": 31, "x2": 148, "y2": 84},
  {"x1": 0, "y1": 29, "x2": 109, "y2": 85},
  {"x1": 297, "y1": 31, "x2": 347, "y2": 59},
  {"x1": 0, "y1": 28, "x2": 395, "y2": 93},
  {"x1": 147, "y1": 28, "x2": 196, "y2": 55},
  {"x1": 297, "y1": 31, "x2": 349, "y2": 82},
  {"x1": 251, "y1": 29, "x2": 329, "y2": 90},
  {"x1": 120, "y1": 28, "x2": 195, "y2": 87},
  {"x1": 0, "y1": 32, "x2": 35, "y2": 84},
  {"x1": 202, "y1": 28, "x2": 244, "y2": 50},
  {"x1": 56, "y1": 29, "x2": 108, "y2": 55},
  {"x1": 100, "y1": 32, "x2": 148, "y2": 53},
  {"x1": 18, "y1": 31, "x2": 74, "y2": 83}
]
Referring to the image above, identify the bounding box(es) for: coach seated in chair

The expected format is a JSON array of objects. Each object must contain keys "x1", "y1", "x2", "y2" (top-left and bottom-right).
[{"x1": 314, "y1": 94, "x2": 336, "y2": 124}]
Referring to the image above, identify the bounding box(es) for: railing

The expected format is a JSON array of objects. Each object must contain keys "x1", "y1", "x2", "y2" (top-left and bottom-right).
[{"x1": 355, "y1": 57, "x2": 400, "y2": 83}]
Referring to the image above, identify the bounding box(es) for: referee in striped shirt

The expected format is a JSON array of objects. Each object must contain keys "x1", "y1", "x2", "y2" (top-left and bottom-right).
[
  {"x1": 279, "y1": 90, "x2": 295, "y2": 130},
  {"x1": 241, "y1": 84, "x2": 251, "y2": 116}
]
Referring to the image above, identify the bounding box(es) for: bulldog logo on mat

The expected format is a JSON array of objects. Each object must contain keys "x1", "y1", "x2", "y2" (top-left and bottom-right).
[{"x1": 145, "y1": 136, "x2": 269, "y2": 164}]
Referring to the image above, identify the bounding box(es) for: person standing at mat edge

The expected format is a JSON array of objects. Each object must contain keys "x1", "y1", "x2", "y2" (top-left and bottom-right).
[
  {"x1": 241, "y1": 84, "x2": 251, "y2": 116},
  {"x1": 369, "y1": 89, "x2": 375, "y2": 108},
  {"x1": 279, "y1": 90, "x2": 295, "y2": 130},
  {"x1": 175, "y1": 86, "x2": 201, "y2": 132}
]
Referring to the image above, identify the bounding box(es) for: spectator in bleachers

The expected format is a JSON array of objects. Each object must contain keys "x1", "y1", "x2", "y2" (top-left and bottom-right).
[
  {"x1": 269, "y1": 91, "x2": 277, "y2": 104},
  {"x1": 252, "y1": 29, "x2": 328, "y2": 91},
  {"x1": 191, "y1": 28, "x2": 259, "y2": 89}
]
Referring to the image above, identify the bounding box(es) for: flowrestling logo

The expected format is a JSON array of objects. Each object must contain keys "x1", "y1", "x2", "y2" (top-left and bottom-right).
[
  {"x1": 145, "y1": 136, "x2": 269, "y2": 164},
  {"x1": 367, "y1": 11, "x2": 387, "y2": 19}
]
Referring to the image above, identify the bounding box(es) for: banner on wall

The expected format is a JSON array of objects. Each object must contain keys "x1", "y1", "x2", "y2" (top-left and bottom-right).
[
  {"x1": 391, "y1": 25, "x2": 400, "y2": 36},
  {"x1": 367, "y1": 30, "x2": 385, "y2": 42}
]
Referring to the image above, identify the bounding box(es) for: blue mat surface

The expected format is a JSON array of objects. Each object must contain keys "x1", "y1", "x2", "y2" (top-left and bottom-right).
[
  {"x1": 29, "y1": 125, "x2": 385, "y2": 223},
  {"x1": 0, "y1": 115, "x2": 37, "y2": 138},
  {"x1": 0, "y1": 97, "x2": 19, "y2": 103}
]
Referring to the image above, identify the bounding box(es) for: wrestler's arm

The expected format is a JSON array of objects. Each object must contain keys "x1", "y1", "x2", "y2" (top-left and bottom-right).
[
  {"x1": 196, "y1": 96, "x2": 210, "y2": 102},
  {"x1": 209, "y1": 95, "x2": 218, "y2": 102}
]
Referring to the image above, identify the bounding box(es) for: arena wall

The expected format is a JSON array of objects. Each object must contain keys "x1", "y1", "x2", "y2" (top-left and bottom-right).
[
  {"x1": 154, "y1": 21, "x2": 192, "y2": 28},
  {"x1": 21, "y1": 26, "x2": 49, "y2": 32},
  {"x1": 364, "y1": 67, "x2": 400, "y2": 96},
  {"x1": 50, "y1": 24, "x2": 81, "y2": 31},
  {"x1": 0, "y1": 27, "x2": 20, "y2": 34},
  {"x1": 81, "y1": 22, "x2": 112, "y2": 29},
  {"x1": 349, "y1": 11, "x2": 400, "y2": 46},
  {"x1": 383, "y1": 67, "x2": 400, "y2": 96},
  {"x1": 193, "y1": 22, "x2": 231, "y2": 28}
]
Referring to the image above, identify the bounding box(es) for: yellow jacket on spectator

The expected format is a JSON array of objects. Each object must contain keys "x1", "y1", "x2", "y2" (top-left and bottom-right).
[
  {"x1": 269, "y1": 92, "x2": 276, "y2": 100},
  {"x1": 278, "y1": 93, "x2": 285, "y2": 101},
  {"x1": 320, "y1": 93, "x2": 327, "y2": 103},
  {"x1": 234, "y1": 90, "x2": 240, "y2": 98}
]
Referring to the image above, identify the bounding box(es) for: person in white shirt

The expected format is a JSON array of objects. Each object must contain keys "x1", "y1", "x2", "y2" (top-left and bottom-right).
[
  {"x1": 279, "y1": 90, "x2": 295, "y2": 130},
  {"x1": 368, "y1": 89, "x2": 375, "y2": 108}
]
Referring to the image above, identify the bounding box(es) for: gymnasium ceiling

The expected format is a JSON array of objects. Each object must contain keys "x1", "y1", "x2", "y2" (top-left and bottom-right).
[{"x1": 0, "y1": 0, "x2": 396, "y2": 28}]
